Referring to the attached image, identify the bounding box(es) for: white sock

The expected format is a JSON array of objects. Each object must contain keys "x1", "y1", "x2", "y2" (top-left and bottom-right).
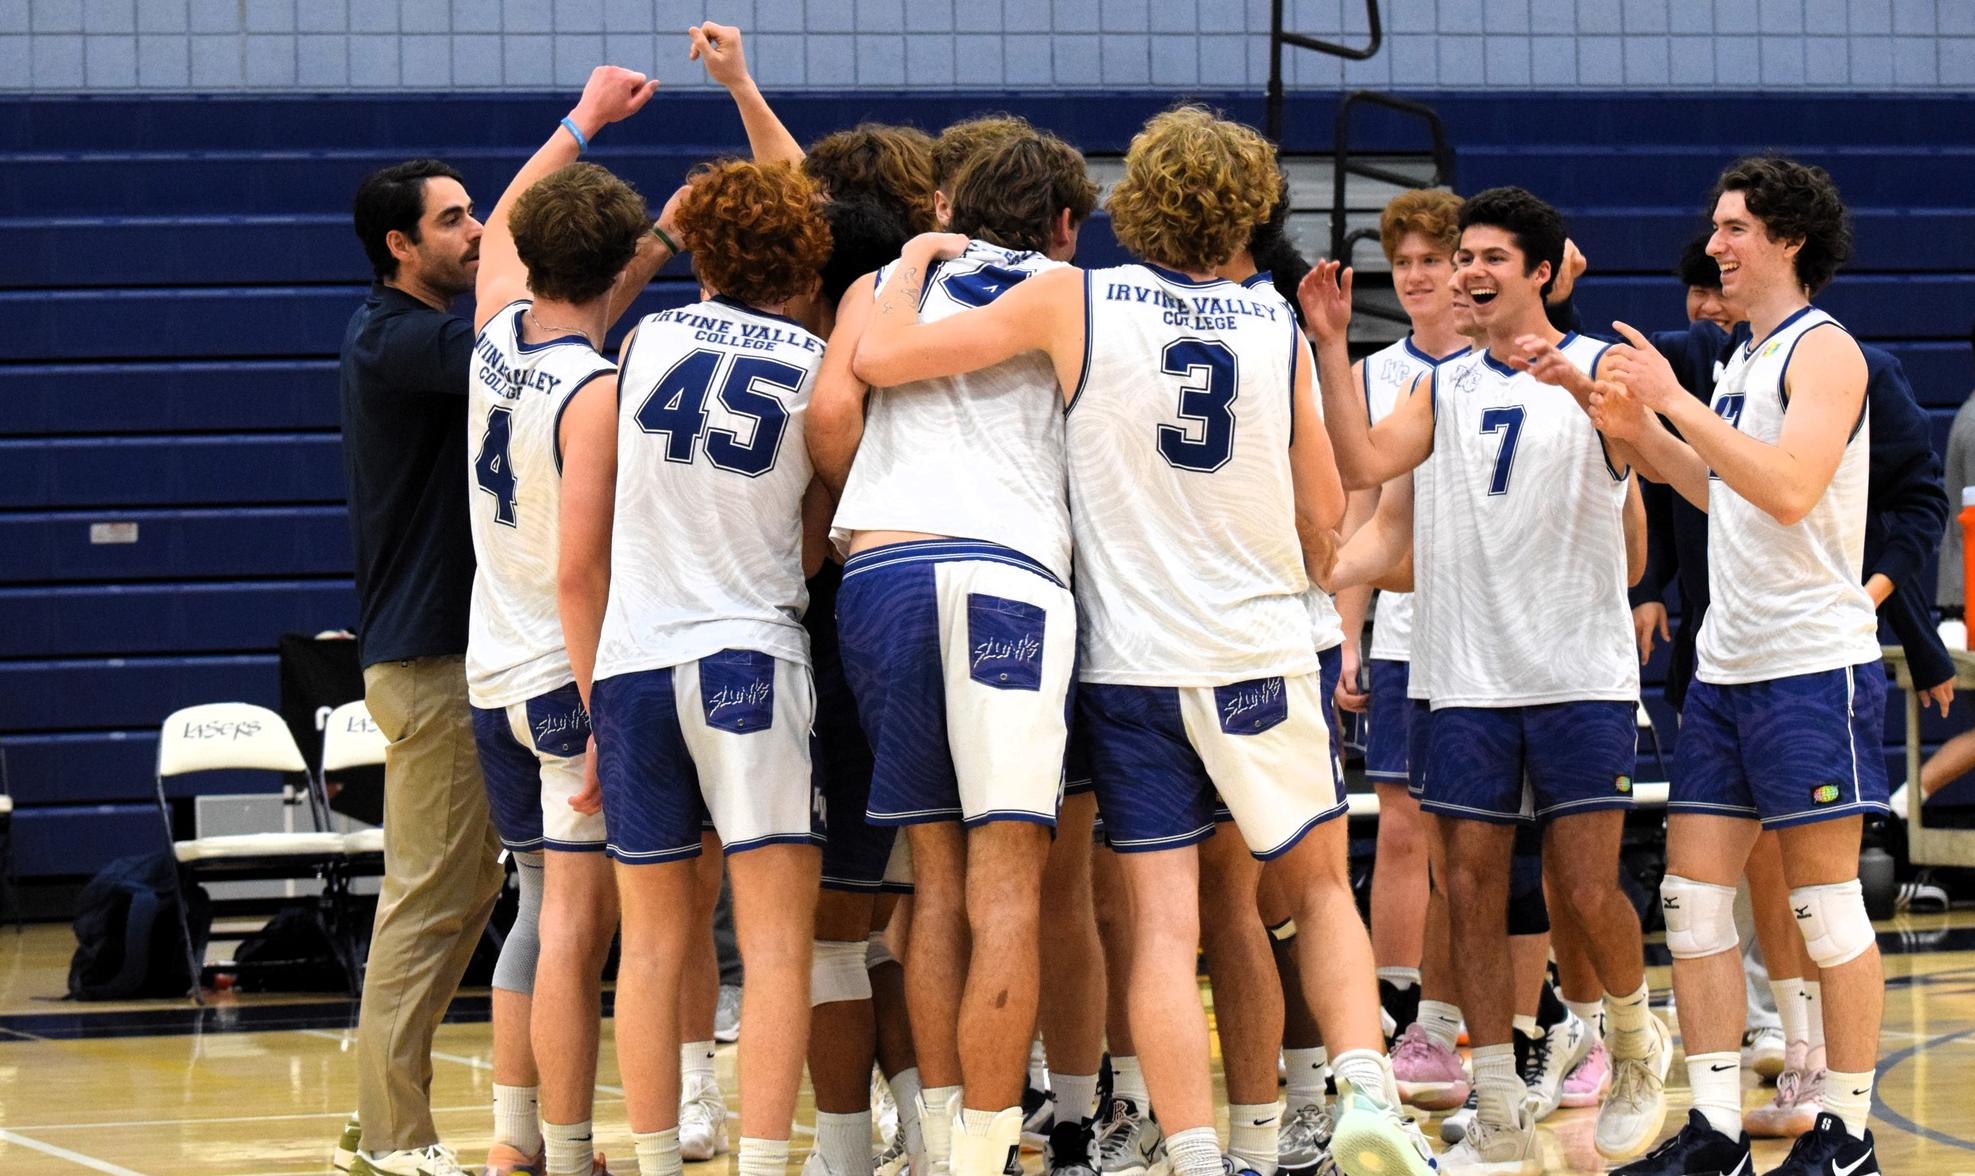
[
  {"x1": 681, "y1": 1040, "x2": 716, "y2": 1089},
  {"x1": 1376, "y1": 966, "x2": 1421, "y2": 989},
  {"x1": 1417, "y1": 1000, "x2": 1463, "y2": 1053},
  {"x1": 1283, "y1": 1046, "x2": 1329, "y2": 1110},
  {"x1": 815, "y1": 1110, "x2": 871, "y2": 1176},
  {"x1": 1164, "y1": 1126, "x2": 1222, "y2": 1176},
  {"x1": 1228, "y1": 1102, "x2": 1281, "y2": 1176},
  {"x1": 1803, "y1": 981, "x2": 1826, "y2": 1053},
  {"x1": 1605, "y1": 982, "x2": 1653, "y2": 1059},
  {"x1": 1110, "y1": 1055, "x2": 1149, "y2": 1107},
  {"x1": 1824, "y1": 1068, "x2": 1874, "y2": 1139},
  {"x1": 494, "y1": 1083, "x2": 542, "y2": 1155},
  {"x1": 1563, "y1": 997, "x2": 1605, "y2": 1038},
  {"x1": 1330, "y1": 1048, "x2": 1398, "y2": 1109},
  {"x1": 889, "y1": 1067, "x2": 926, "y2": 1162},
  {"x1": 545, "y1": 1121, "x2": 596, "y2": 1176},
  {"x1": 1472, "y1": 1044, "x2": 1521, "y2": 1128},
  {"x1": 918, "y1": 1085, "x2": 961, "y2": 1170},
  {"x1": 1030, "y1": 1037, "x2": 1050, "y2": 1089},
  {"x1": 1512, "y1": 1013, "x2": 1539, "y2": 1037},
  {"x1": 1050, "y1": 1071, "x2": 1100, "y2": 1125},
  {"x1": 738, "y1": 1137, "x2": 789, "y2": 1176},
  {"x1": 635, "y1": 1127, "x2": 681, "y2": 1176},
  {"x1": 1772, "y1": 977, "x2": 1811, "y2": 1049},
  {"x1": 1686, "y1": 1051, "x2": 1743, "y2": 1138}
]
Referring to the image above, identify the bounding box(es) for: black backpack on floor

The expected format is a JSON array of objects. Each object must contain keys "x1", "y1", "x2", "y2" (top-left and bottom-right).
[{"x1": 67, "y1": 851, "x2": 212, "y2": 1000}]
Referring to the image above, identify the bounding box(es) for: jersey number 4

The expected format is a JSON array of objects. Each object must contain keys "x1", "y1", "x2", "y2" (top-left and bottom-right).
[
  {"x1": 1479, "y1": 405, "x2": 1525, "y2": 495},
  {"x1": 634, "y1": 349, "x2": 803, "y2": 477},
  {"x1": 473, "y1": 406, "x2": 519, "y2": 527},
  {"x1": 1156, "y1": 339, "x2": 1238, "y2": 473}
]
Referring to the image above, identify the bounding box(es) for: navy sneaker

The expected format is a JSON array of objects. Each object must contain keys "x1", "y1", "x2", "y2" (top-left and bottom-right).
[
  {"x1": 1763, "y1": 1112, "x2": 1879, "y2": 1176},
  {"x1": 1610, "y1": 1109, "x2": 1752, "y2": 1176}
]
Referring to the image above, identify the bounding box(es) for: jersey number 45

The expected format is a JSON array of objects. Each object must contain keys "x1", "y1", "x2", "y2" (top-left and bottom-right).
[{"x1": 634, "y1": 349, "x2": 805, "y2": 477}]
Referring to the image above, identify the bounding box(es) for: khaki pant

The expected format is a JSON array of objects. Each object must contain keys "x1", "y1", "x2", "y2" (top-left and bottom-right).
[{"x1": 355, "y1": 654, "x2": 505, "y2": 1152}]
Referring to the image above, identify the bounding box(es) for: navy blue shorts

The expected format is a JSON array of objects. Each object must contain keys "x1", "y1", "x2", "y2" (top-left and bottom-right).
[
  {"x1": 1421, "y1": 701, "x2": 1637, "y2": 824},
  {"x1": 1670, "y1": 662, "x2": 1890, "y2": 829},
  {"x1": 1406, "y1": 697, "x2": 1432, "y2": 799},
  {"x1": 470, "y1": 682, "x2": 602, "y2": 853},
  {"x1": 1365, "y1": 658, "x2": 1412, "y2": 785},
  {"x1": 836, "y1": 540, "x2": 1076, "y2": 827}
]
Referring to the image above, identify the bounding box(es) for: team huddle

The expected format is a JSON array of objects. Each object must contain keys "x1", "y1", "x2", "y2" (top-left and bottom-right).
[{"x1": 340, "y1": 21, "x2": 1900, "y2": 1176}]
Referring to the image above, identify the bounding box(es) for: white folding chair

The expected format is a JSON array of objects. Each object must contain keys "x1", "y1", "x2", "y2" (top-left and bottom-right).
[
  {"x1": 320, "y1": 699, "x2": 387, "y2": 856},
  {"x1": 154, "y1": 702, "x2": 349, "y2": 1001}
]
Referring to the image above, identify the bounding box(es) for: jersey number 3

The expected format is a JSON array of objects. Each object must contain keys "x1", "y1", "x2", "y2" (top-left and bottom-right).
[
  {"x1": 1156, "y1": 339, "x2": 1238, "y2": 473},
  {"x1": 473, "y1": 406, "x2": 519, "y2": 527},
  {"x1": 1479, "y1": 405, "x2": 1525, "y2": 495},
  {"x1": 635, "y1": 349, "x2": 803, "y2": 477}
]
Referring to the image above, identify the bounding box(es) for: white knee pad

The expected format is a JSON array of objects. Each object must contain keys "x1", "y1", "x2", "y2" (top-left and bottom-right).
[
  {"x1": 1791, "y1": 879, "x2": 1874, "y2": 969},
  {"x1": 812, "y1": 938, "x2": 873, "y2": 1006},
  {"x1": 492, "y1": 851, "x2": 545, "y2": 994},
  {"x1": 866, "y1": 930, "x2": 898, "y2": 971},
  {"x1": 1659, "y1": 874, "x2": 1739, "y2": 959}
]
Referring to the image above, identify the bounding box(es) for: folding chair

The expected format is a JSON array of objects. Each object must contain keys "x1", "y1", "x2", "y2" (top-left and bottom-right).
[{"x1": 154, "y1": 702, "x2": 349, "y2": 1002}]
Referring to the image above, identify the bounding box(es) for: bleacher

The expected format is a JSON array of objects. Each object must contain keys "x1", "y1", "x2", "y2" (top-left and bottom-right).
[{"x1": 4, "y1": 89, "x2": 1972, "y2": 881}]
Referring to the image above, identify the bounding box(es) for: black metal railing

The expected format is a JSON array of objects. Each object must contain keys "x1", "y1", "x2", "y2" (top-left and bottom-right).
[{"x1": 1265, "y1": 0, "x2": 1383, "y2": 144}]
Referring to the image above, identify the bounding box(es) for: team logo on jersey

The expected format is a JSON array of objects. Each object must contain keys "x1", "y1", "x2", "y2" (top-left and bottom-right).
[
  {"x1": 1811, "y1": 783, "x2": 1842, "y2": 805},
  {"x1": 1215, "y1": 677, "x2": 1288, "y2": 735},
  {"x1": 1379, "y1": 355, "x2": 1414, "y2": 387},
  {"x1": 968, "y1": 594, "x2": 1047, "y2": 691},
  {"x1": 1615, "y1": 775, "x2": 1632, "y2": 794}
]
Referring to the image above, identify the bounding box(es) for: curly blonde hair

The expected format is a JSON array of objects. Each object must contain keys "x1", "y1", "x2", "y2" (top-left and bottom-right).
[
  {"x1": 674, "y1": 160, "x2": 833, "y2": 308},
  {"x1": 803, "y1": 123, "x2": 938, "y2": 233},
  {"x1": 1378, "y1": 188, "x2": 1462, "y2": 264},
  {"x1": 1106, "y1": 106, "x2": 1280, "y2": 274}
]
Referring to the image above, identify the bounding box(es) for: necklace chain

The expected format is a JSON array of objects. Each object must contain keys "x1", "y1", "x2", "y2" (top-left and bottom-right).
[{"x1": 528, "y1": 307, "x2": 595, "y2": 345}]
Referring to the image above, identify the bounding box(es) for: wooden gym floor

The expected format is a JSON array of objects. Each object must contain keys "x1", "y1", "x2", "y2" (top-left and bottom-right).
[{"x1": 3, "y1": 916, "x2": 1974, "y2": 1174}]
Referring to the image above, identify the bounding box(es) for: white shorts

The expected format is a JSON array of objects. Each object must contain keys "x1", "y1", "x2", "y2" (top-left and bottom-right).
[{"x1": 470, "y1": 682, "x2": 607, "y2": 852}]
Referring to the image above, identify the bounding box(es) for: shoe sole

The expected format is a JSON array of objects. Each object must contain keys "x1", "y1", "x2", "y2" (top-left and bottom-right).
[
  {"x1": 1328, "y1": 1120, "x2": 1434, "y2": 1176},
  {"x1": 1744, "y1": 1113, "x2": 1817, "y2": 1139},
  {"x1": 1396, "y1": 1080, "x2": 1470, "y2": 1111},
  {"x1": 1557, "y1": 1087, "x2": 1608, "y2": 1109},
  {"x1": 1752, "y1": 1053, "x2": 1787, "y2": 1081}
]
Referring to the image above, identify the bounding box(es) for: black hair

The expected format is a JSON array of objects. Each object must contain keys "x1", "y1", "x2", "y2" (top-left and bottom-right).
[
  {"x1": 1709, "y1": 154, "x2": 1852, "y2": 295},
  {"x1": 352, "y1": 159, "x2": 465, "y2": 280},
  {"x1": 1678, "y1": 229, "x2": 1721, "y2": 290},
  {"x1": 820, "y1": 196, "x2": 915, "y2": 306},
  {"x1": 1246, "y1": 176, "x2": 1311, "y2": 326},
  {"x1": 1457, "y1": 186, "x2": 1567, "y2": 299}
]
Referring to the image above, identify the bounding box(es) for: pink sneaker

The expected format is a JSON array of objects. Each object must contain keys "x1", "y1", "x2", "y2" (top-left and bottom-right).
[
  {"x1": 1391, "y1": 1022, "x2": 1470, "y2": 1111},
  {"x1": 1560, "y1": 1038, "x2": 1612, "y2": 1108},
  {"x1": 1746, "y1": 1068, "x2": 1823, "y2": 1138}
]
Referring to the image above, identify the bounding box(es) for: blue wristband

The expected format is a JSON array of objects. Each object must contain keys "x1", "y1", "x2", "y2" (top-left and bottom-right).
[{"x1": 559, "y1": 116, "x2": 589, "y2": 154}]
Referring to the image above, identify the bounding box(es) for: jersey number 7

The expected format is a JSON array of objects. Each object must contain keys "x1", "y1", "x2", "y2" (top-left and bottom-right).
[
  {"x1": 634, "y1": 349, "x2": 804, "y2": 477},
  {"x1": 1479, "y1": 405, "x2": 1525, "y2": 496}
]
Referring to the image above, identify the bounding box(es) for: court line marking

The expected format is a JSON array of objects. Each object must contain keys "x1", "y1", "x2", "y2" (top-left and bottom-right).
[
  {"x1": 1874, "y1": 1023, "x2": 1975, "y2": 1151},
  {"x1": 8, "y1": 1101, "x2": 619, "y2": 1134},
  {"x1": 0, "y1": 1129, "x2": 150, "y2": 1176},
  {"x1": 299, "y1": 1028, "x2": 633, "y2": 1096}
]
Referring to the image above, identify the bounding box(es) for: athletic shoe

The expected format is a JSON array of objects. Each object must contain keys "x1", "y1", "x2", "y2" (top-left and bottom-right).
[
  {"x1": 334, "y1": 1114, "x2": 362, "y2": 1173},
  {"x1": 1222, "y1": 1158, "x2": 1266, "y2": 1176},
  {"x1": 1742, "y1": 1025, "x2": 1786, "y2": 1081},
  {"x1": 1762, "y1": 1112, "x2": 1878, "y2": 1175},
  {"x1": 1023, "y1": 1084, "x2": 1059, "y2": 1150},
  {"x1": 1094, "y1": 1096, "x2": 1162, "y2": 1176},
  {"x1": 1745, "y1": 1067, "x2": 1825, "y2": 1139},
  {"x1": 1595, "y1": 1013, "x2": 1672, "y2": 1161},
  {"x1": 1327, "y1": 1088, "x2": 1437, "y2": 1176},
  {"x1": 1379, "y1": 979, "x2": 1422, "y2": 1046},
  {"x1": 1433, "y1": 1101, "x2": 1536, "y2": 1174},
  {"x1": 874, "y1": 1071, "x2": 900, "y2": 1154},
  {"x1": 1278, "y1": 1101, "x2": 1336, "y2": 1175},
  {"x1": 1440, "y1": 1089, "x2": 1477, "y2": 1145},
  {"x1": 1518, "y1": 1011, "x2": 1591, "y2": 1121},
  {"x1": 1608, "y1": 1109, "x2": 1752, "y2": 1175},
  {"x1": 1391, "y1": 1023, "x2": 1470, "y2": 1111},
  {"x1": 1046, "y1": 1118, "x2": 1100, "y2": 1176},
  {"x1": 349, "y1": 1144, "x2": 467, "y2": 1176},
  {"x1": 1559, "y1": 1038, "x2": 1611, "y2": 1109},
  {"x1": 715, "y1": 983, "x2": 743, "y2": 1044},
  {"x1": 483, "y1": 1143, "x2": 546, "y2": 1175},
  {"x1": 679, "y1": 1072, "x2": 731, "y2": 1161},
  {"x1": 874, "y1": 1131, "x2": 909, "y2": 1176}
]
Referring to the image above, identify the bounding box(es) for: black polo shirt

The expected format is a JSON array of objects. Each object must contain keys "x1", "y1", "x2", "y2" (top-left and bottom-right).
[{"x1": 338, "y1": 283, "x2": 478, "y2": 668}]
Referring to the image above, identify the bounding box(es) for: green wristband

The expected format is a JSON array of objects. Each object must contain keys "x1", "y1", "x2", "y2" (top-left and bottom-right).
[{"x1": 652, "y1": 224, "x2": 681, "y2": 255}]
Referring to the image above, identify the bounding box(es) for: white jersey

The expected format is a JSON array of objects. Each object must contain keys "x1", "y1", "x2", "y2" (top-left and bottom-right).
[
  {"x1": 595, "y1": 297, "x2": 822, "y2": 679},
  {"x1": 1417, "y1": 334, "x2": 1638, "y2": 707},
  {"x1": 1069, "y1": 262, "x2": 1316, "y2": 686},
  {"x1": 465, "y1": 300, "x2": 616, "y2": 708},
  {"x1": 833, "y1": 241, "x2": 1073, "y2": 580},
  {"x1": 1362, "y1": 337, "x2": 1466, "y2": 663},
  {"x1": 1698, "y1": 306, "x2": 1878, "y2": 683}
]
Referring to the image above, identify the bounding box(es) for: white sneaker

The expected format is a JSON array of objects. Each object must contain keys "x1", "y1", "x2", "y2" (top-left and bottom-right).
[
  {"x1": 1594, "y1": 1012, "x2": 1672, "y2": 1161},
  {"x1": 875, "y1": 1070, "x2": 900, "y2": 1149},
  {"x1": 1327, "y1": 1088, "x2": 1435, "y2": 1176},
  {"x1": 680, "y1": 1073, "x2": 731, "y2": 1161},
  {"x1": 1435, "y1": 1104, "x2": 1538, "y2": 1174},
  {"x1": 1094, "y1": 1096, "x2": 1162, "y2": 1176},
  {"x1": 715, "y1": 983, "x2": 743, "y2": 1043},
  {"x1": 1520, "y1": 1011, "x2": 1592, "y2": 1121},
  {"x1": 1742, "y1": 1025, "x2": 1787, "y2": 1081},
  {"x1": 349, "y1": 1144, "x2": 467, "y2": 1176},
  {"x1": 875, "y1": 1130, "x2": 910, "y2": 1176},
  {"x1": 333, "y1": 1114, "x2": 362, "y2": 1173}
]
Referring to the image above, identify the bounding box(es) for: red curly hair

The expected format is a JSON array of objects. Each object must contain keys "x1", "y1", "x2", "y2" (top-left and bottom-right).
[{"x1": 673, "y1": 159, "x2": 833, "y2": 308}]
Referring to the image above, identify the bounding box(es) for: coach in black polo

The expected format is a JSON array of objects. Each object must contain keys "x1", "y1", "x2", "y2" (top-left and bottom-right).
[{"x1": 339, "y1": 159, "x2": 505, "y2": 1174}]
